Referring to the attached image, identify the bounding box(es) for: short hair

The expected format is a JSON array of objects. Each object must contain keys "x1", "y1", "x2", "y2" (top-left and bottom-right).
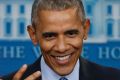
[{"x1": 31, "y1": 0, "x2": 86, "y2": 28}]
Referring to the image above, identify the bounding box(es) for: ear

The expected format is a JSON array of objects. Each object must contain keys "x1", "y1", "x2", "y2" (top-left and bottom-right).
[
  {"x1": 83, "y1": 19, "x2": 90, "y2": 40},
  {"x1": 27, "y1": 25, "x2": 38, "y2": 45}
]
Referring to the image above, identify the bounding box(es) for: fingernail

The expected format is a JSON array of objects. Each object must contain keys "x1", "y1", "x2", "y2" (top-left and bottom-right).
[
  {"x1": 36, "y1": 71, "x2": 41, "y2": 75},
  {"x1": 22, "y1": 64, "x2": 27, "y2": 68}
]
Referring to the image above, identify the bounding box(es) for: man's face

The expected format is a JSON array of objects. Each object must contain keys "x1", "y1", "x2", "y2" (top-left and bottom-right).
[{"x1": 28, "y1": 8, "x2": 89, "y2": 76}]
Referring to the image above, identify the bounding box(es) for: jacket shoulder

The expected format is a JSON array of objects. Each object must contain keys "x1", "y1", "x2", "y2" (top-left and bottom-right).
[{"x1": 80, "y1": 57, "x2": 120, "y2": 80}]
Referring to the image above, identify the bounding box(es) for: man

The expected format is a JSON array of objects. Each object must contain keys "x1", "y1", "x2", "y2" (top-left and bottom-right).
[{"x1": 1, "y1": 0, "x2": 120, "y2": 80}]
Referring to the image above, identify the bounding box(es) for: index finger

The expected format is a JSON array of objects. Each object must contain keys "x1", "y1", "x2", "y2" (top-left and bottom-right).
[
  {"x1": 13, "y1": 64, "x2": 27, "y2": 80},
  {"x1": 24, "y1": 71, "x2": 41, "y2": 80}
]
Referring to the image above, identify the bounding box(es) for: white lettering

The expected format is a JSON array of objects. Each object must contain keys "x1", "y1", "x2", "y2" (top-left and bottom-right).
[
  {"x1": 16, "y1": 46, "x2": 25, "y2": 58},
  {"x1": 0, "y1": 46, "x2": 25, "y2": 58},
  {"x1": 99, "y1": 47, "x2": 110, "y2": 59},
  {"x1": 32, "y1": 46, "x2": 40, "y2": 58},
  {"x1": 111, "y1": 47, "x2": 120, "y2": 59}
]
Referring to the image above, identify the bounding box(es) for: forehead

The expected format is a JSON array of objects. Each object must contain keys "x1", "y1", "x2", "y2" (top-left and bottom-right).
[
  {"x1": 38, "y1": 7, "x2": 80, "y2": 23},
  {"x1": 36, "y1": 8, "x2": 82, "y2": 32}
]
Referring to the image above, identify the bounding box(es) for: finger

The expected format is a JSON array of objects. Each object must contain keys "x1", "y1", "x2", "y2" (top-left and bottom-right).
[
  {"x1": 24, "y1": 71, "x2": 41, "y2": 80},
  {"x1": 13, "y1": 64, "x2": 27, "y2": 80},
  {"x1": 0, "y1": 79, "x2": 3, "y2": 80}
]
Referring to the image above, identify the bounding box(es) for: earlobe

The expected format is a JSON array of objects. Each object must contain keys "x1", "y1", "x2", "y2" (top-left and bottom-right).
[
  {"x1": 83, "y1": 19, "x2": 90, "y2": 40},
  {"x1": 27, "y1": 25, "x2": 38, "y2": 45}
]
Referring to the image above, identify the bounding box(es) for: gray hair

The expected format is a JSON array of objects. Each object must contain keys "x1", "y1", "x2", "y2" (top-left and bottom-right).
[{"x1": 31, "y1": 0, "x2": 86, "y2": 28}]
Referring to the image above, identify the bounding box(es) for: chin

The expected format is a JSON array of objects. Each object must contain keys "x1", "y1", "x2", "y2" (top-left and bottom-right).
[{"x1": 54, "y1": 64, "x2": 75, "y2": 76}]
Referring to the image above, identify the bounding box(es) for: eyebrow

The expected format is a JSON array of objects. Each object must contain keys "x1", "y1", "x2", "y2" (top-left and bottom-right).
[
  {"x1": 42, "y1": 32, "x2": 57, "y2": 37},
  {"x1": 64, "y1": 29, "x2": 79, "y2": 34}
]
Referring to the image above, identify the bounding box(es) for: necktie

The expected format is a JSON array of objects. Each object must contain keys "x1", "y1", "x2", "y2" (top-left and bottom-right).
[{"x1": 59, "y1": 77, "x2": 68, "y2": 80}]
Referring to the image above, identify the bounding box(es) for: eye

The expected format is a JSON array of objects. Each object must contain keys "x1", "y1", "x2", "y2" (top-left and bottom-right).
[
  {"x1": 65, "y1": 29, "x2": 79, "y2": 38},
  {"x1": 42, "y1": 32, "x2": 57, "y2": 40}
]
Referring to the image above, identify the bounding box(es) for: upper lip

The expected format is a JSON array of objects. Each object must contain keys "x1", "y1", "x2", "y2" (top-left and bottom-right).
[{"x1": 50, "y1": 49, "x2": 75, "y2": 57}]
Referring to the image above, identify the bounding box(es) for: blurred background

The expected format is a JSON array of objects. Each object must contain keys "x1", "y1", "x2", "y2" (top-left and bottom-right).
[{"x1": 0, "y1": 0, "x2": 120, "y2": 76}]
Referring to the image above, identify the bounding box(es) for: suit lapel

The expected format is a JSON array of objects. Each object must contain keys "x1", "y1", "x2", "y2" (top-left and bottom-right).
[{"x1": 79, "y1": 57, "x2": 94, "y2": 80}]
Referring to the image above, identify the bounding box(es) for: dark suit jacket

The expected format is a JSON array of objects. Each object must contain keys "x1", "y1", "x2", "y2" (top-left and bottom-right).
[{"x1": 1, "y1": 56, "x2": 120, "y2": 80}]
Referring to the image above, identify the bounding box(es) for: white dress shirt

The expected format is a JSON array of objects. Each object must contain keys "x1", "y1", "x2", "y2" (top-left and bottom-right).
[{"x1": 41, "y1": 57, "x2": 79, "y2": 80}]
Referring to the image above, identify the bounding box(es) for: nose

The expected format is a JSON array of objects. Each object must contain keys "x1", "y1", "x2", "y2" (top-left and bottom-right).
[{"x1": 54, "y1": 36, "x2": 69, "y2": 53}]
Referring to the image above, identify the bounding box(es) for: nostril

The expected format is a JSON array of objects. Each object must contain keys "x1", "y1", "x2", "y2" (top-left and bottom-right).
[{"x1": 57, "y1": 46, "x2": 66, "y2": 53}]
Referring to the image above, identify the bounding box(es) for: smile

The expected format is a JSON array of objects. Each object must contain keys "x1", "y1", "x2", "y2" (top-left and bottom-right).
[
  {"x1": 55, "y1": 54, "x2": 71, "y2": 61},
  {"x1": 51, "y1": 53, "x2": 73, "y2": 65}
]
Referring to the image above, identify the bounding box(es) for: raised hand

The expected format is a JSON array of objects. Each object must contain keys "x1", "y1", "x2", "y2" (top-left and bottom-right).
[{"x1": 12, "y1": 64, "x2": 41, "y2": 80}]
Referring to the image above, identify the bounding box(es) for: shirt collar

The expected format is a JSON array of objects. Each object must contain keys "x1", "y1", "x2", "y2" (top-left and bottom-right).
[{"x1": 41, "y1": 57, "x2": 79, "y2": 80}]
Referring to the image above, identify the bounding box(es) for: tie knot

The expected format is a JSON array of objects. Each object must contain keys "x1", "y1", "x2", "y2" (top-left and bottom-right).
[{"x1": 59, "y1": 77, "x2": 68, "y2": 80}]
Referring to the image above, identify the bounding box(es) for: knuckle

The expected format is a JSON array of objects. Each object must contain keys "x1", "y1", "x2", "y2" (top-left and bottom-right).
[
  {"x1": 33, "y1": 73, "x2": 38, "y2": 77},
  {"x1": 18, "y1": 70, "x2": 24, "y2": 74},
  {"x1": 25, "y1": 71, "x2": 40, "y2": 80},
  {"x1": 13, "y1": 77, "x2": 19, "y2": 80},
  {"x1": 30, "y1": 74, "x2": 37, "y2": 79},
  {"x1": 27, "y1": 72, "x2": 38, "y2": 80}
]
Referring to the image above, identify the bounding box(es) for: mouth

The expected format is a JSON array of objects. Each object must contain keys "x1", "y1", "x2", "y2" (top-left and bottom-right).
[
  {"x1": 55, "y1": 54, "x2": 71, "y2": 61},
  {"x1": 51, "y1": 53, "x2": 73, "y2": 65}
]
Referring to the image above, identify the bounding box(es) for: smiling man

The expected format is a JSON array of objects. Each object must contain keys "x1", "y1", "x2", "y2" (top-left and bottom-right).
[
  {"x1": 34, "y1": 7, "x2": 86, "y2": 76},
  {"x1": 1, "y1": 0, "x2": 120, "y2": 80}
]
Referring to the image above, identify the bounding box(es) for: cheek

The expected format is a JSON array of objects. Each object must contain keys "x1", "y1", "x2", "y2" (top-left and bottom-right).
[
  {"x1": 68, "y1": 38, "x2": 83, "y2": 49},
  {"x1": 39, "y1": 40, "x2": 55, "y2": 52}
]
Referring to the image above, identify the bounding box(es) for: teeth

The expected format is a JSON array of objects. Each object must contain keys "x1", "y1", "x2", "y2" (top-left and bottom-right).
[{"x1": 55, "y1": 55, "x2": 70, "y2": 61}]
